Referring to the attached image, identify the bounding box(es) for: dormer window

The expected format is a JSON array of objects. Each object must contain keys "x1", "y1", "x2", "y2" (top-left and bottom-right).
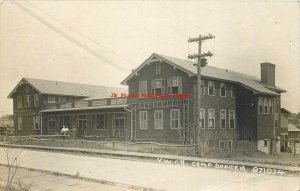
[{"x1": 155, "y1": 62, "x2": 161, "y2": 74}]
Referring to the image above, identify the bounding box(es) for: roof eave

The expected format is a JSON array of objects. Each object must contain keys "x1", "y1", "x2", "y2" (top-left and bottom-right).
[
  {"x1": 7, "y1": 78, "x2": 42, "y2": 99},
  {"x1": 120, "y1": 53, "x2": 195, "y2": 85}
]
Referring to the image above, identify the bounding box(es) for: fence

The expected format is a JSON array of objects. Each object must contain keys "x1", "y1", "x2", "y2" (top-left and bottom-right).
[{"x1": 4, "y1": 135, "x2": 196, "y2": 157}]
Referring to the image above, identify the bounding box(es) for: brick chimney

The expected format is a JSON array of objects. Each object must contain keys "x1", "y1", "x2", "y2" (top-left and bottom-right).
[{"x1": 260, "y1": 62, "x2": 275, "y2": 87}]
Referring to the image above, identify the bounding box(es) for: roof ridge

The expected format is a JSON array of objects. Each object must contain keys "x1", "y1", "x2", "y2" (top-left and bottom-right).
[
  {"x1": 156, "y1": 53, "x2": 259, "y2": 80},
  {"x1": 24, "y1": 77, "x2": 125, "y2": 89}
]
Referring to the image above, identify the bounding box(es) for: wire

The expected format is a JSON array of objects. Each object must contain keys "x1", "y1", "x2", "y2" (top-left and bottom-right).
[
  {"x1": 159, "y1": 4, "x2": 210, "y2": 35},
  {"x1": 134, "y1": 2, "x2": 189, "y2": 39},
  {"x1": 11, "y1": 1, "x2": 128, "y2": 73},
  {"x1": 23, "y1": 0, "x2": 134, "y2": 66}
]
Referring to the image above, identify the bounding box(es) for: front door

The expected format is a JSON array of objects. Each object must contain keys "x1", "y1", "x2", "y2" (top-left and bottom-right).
[
  {"x1": 78, "y1": 115, "x2": 87, "y2": 137},
  {"x1": 113, "y1": 113, "x2": 125, "y2": 137}
]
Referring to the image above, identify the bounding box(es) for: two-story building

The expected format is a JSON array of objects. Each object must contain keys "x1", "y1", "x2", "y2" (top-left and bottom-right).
[
  {"x1": 121, "y1": 53, "x2": 285, "y2": 154},
  {"x1": 8, "y1": 53, "x2": 286, "y2": 154},
  {"x1": 7, "y1": 78, "x2": 127, "y2": 137}
]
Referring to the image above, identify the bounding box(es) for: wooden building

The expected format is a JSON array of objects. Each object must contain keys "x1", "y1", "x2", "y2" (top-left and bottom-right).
[
  {"x1": 8, "y1": 53, "x2": 286, "y2": 154},
  {"x1": 121, "y1": 53, "x2": 286, "y2": 154},
  {"x1": 7, "y1": 78, "x2": 128, "y2": 138}
]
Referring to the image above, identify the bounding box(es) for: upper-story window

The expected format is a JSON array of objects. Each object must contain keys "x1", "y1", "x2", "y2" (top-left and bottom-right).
[
  {"x1": 259, "y1": 97, "x2": 263, "y2": 114},
  {"x1": 139, "y1": 80, "x2": 147, "y2": 96},
  {"x1": 17, "y1": 96, "x2": 22, "y2": 108},
  {"x1": 274, "y1": 97, "x2": 279, "y2": 103},
  {"x1": 24, "y1": 95, "x2": 31, "y2": 108},
  {"x1": 208, "y1": 81, "x2": 215, "y2": 96},
  {"x1": 33, "y1": 94, "x2": 39, "y2": 107},
  {"x1": 59, "y1": 96, "x2": 66, "y2": 103},
  {"x1": 208, "y1": 109, "x2": 215, "y2": 129},
  {"x1": 264, "y1": 98, "x2": 268, "y2": 114},
  {"x1": 269, "y1": 99, "x2": 273, "y2": 114},
  {"x1": 200, "y1": 80, "x2": 205, "y2": 95},
  {"x1": 231, "y1": 85, "x2": 236, "y2": 98},
  {"x1": 220, "y1": 83, "x2": 226, "y2": 97},
  {"x1": 48, "y1": 96, "x2": 56, "y2": 103},
  {"x1": 167, "y1": 77, "x2": 182, "y2": 94},
  {"x1": 155, "y1": 62, "x2": 161, "y2": 74},
  {"x1": 274, "y1": 113, "x2": 278, "y2": 128},
  {"x1": 151, "y1": 79, "x2": 165, "y2": 95}
]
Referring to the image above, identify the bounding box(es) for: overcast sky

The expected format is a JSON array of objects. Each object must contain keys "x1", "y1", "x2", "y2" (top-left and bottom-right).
[{"x1": 0, "y1": 0, "x2": 299, "y2": 114}]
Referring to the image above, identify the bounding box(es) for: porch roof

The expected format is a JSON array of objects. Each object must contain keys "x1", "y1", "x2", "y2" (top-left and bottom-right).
[{"x1": 40, "y1": 104, "x2": 128, "y2": 113}]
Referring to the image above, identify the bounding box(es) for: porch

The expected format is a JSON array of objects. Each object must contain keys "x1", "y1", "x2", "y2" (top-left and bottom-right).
[{"x1": 41, "y1": 106, "x2": 129, "y2": 139}]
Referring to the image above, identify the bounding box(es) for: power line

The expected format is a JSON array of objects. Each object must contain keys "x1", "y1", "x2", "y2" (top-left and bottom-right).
[
  {"x1": 11, "y1": 0, "x2": 128, "y2": 72},
  {"x1": 23, "y1": 0, "x2": 134, "y2": 66},
  {"x1": 159, "y1": 4, "x2": 210, "y2": 35},
  {"x1": 134, "y1": 2, "x2": 189, "y2": 39}
]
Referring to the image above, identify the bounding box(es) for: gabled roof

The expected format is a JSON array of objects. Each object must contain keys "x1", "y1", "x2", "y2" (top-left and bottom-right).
[
  {"x1": 121, "y1": 53, "x2": 285, "y2": 95},
  {"x1": 8, "y1": 78, "x2": 126, "y2": 99}
]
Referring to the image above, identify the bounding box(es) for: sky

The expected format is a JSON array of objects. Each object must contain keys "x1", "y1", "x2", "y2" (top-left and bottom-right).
[{"x1": 0, "y1": 0, "x2": 299, "y2": 114}]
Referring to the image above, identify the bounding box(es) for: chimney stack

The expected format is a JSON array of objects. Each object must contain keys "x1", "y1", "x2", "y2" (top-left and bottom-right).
[{"x1": 260, "y1": 62, "x2": 275, "y2": 87}]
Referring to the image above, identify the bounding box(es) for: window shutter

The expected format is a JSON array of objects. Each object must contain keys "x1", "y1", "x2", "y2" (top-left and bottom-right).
[
  {"x1": 167, "y1": 78, "x2": 171, "y2": 94},
  {"x1": 178, "y1": 76, "x2": 182, "y2": 94},
  {"x1": 151, "y1": 80, "x2": 155, "y2": 94},
  {"x1": 162, "y1": 79, "x2": 165, "y2": 94}
]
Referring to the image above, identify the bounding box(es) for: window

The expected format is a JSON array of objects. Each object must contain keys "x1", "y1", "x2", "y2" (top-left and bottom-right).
[
  {"x1": 208, "y1": 109, "x2": 215, "y2": 129},
  {"x1": 155, "y1": 62, "x2": 161, "y2": 74},
  {"x1": 167, "y1": 77, "x2": 182, "y2": 94},
  {"x1": 259, "y1": 97, "x2": 263, "y2": 114},
  {"x1": 220, "y1": 110, "x2": 226, "y2": 129},
  {"x1": 208, "y1": 81, "x2": 214, "y2": 96},
  {"x1": 200, "y1": 80, "x2": 205, "y2": 95},
  {"x1": 92, "y1": 114, "x2": 105, "y2": 129},
  {"x1": 154, "y1": 110, "x2": 163, "y2": 129},
  {"x1": 231, "y1": 85, "x2": 236, "y2": 98},
  {"x1": 220, "y1": 83, "x2": 226, "y2": 97},
  {"x1": 33, "y1": 94, "x2": 39, "y2": 107},
  {"x1": 17, "y1": 117, "x2": 22, "y2": 130},
  {"x1": 264, "y1": 139, "x2": 268, "y2": 147},
  {"x1": 206, "y1": 140, "x2": 213, "y2": 147},
  {"x1": 269, "y1": 99, "x2": 273, "y2": 114},
  {"x1": 219, "y1": 140, "x2": 226, "y2": 149},
  {"x1": 229, "y1": 110, "x2": 235, "y2": 129},
  {"x1": 275, "y1": 113, "x2": 278, "y2": 128},
  {"x1": 24, "y1": 95, "x2": 31, "y2": 107},
  {"x1": 48, "y1": 116, "x2": 56, "y2": 134},
  {"x1": 274, "y1": 97, "x2": 279, "y2": 103},
  {"x1": 17, "y1": 96, "x2": 22, "y2": 108},
  {"x1": 33, "y1": 116, "x2": 40, "y2": 130},
  {"x1": 151, "y1": 79, "x2": 165, "y2": 95},
  {"x1": 139, "y1": 111, "x2": 148, "y2": 130},
  {"x1": 200, "y1": 109, "x2": 205, "y2": 129},
  {"x1": 170, "y1": 109, "x2": 180, "y2": 129},
  {"x1": 48, "y1": 96, "x2": 56, "y2": 103},
  {"x1": 59, "y1": 96, "x2": 66, "y2": 103},
  {"x1": 264, "y1": 98, "x2": 268, "y2": 114},
  {"x1": 139, "y1": 81, "x2": 147, "y2": 96},
  {"x1": 227, "y1": 140, "x2": 233, "y2": 149}
]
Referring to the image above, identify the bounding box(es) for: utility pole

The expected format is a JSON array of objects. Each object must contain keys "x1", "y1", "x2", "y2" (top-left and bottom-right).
[{"x1": 188, "y1": 34, "x2": 215, "y2": 153}]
